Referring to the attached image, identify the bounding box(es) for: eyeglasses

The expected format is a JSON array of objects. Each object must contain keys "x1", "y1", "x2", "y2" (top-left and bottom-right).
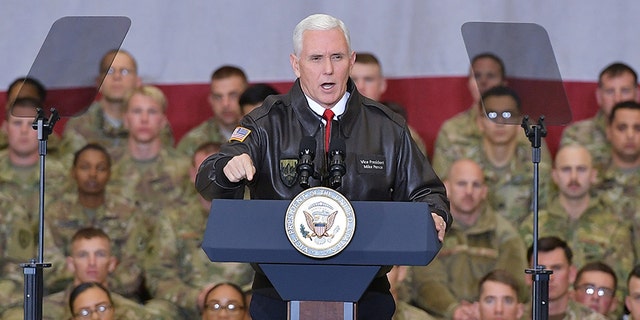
[
  {"x1": 105, "y1": 67, "x2": 133, "y2": 77},
  {"x1": 73, "y1": 303, "x2": 112, "y2": 319},
  {"x1": 486, "y1": 110, "x2": 513, "y2": 120},
  {"x1": 204, "y1": 302, "x2": 244, "y2": 313},
  {"x1": 575, "y1": 284, "x2": 615, "y2": 298}
]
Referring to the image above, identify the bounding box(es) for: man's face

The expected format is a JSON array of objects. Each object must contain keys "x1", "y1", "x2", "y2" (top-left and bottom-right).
[
  {"x1": 290, "y1": 28, "x2": 355, "y2": 109},
  {"x1": 66, "y1": 237, "x2": 116, "y2": 284},
  {"x1": 72, "y1": 149, "x2": 110, "y2": 196},
  {"x1": 479, "y1": 95, "x2": 520, "y2": 145},
  {"x1": 626, "y1": 276, "x2": 640, "y2": 320},
  {"x1": 552, "y1": 146, "x2": 596, "y2": 200},
  {"x1": 351, "y1": 62, "x2": 386, "y2": 101},
  {"x1": 477, "y1": 280, "x2": 524, "y2": 320},
  {"x1": 4, "y1": 107, "x2": 38, "y2": 161},
  {"x1": 468, "y1": 57, "x2": 505, "y2": 102},
  {"x1": 537, "y1": 248, "x2": 576, "y2": 301},
  {"x1": 573, "y1": 270, "x2": 617, "y2": 316},
  {"x1": 124, "y1": 93, "x2": 167, "y2": 144},
  {"x1": 208, "y1": 75, "x2": 246, "y2": 127},
  {"x1": 597, "y1": 72, "x2": 637, "y2": 116},
  {"x1": 606, "y1": 108, "x2": 640, "y2": 166},
  {"x1": 98, "y1": 52, "x2": 140, "y2": 104},
  {"x1": 445, "y1": 160, "x2": 487, "y2": 218}
]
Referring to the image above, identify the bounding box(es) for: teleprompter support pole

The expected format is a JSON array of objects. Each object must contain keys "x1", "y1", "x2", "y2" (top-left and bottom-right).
[
  {"x1": 521, "y1": 115, "x2": 552, "y2": 320},
  {"x1": 21, "y1": 108, "x2": 58, "y2": 320}
]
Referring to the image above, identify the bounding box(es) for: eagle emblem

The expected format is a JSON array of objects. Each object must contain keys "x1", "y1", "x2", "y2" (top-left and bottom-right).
[
  {"x1": 285, "y1": 186, "x2": 356, "y2": 258},
  {"x1": 304, "y1": 210, "x2": 338, "y2": 239}
]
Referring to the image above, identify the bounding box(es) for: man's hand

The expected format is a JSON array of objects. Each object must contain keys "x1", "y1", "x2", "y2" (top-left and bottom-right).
[
  {"x1": 223, "y1": 153, "x2": 256, "y2": 182},
  {"x1": 432, "y1": 212, "x2": 446, "y2": 242},
  {"x1": 452, "y1": 300, "x2": 479, "y2": 320}
]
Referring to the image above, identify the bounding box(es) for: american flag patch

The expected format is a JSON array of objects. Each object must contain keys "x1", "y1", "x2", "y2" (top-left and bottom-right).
[{"x1": 229, "y1": 126, "x2": 251, "y2": 142}]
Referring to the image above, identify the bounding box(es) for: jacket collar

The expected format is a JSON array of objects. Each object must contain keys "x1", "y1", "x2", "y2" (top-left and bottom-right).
[{"x1": 288, "y1": 78, "x2": 363, "y2": 139}]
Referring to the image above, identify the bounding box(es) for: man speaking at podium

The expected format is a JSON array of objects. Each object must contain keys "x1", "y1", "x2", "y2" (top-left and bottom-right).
[{"x1": 196, "y1": 13, "x2": 450, "y2": 319}]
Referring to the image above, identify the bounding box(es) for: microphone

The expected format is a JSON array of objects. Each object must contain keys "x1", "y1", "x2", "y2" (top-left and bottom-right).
[
  {"x1": 297, "y1": 136, "x2": 316, "y2": 189},
  {"x1": 328, "y1": 138, "x2": 346, "y2": 189}
]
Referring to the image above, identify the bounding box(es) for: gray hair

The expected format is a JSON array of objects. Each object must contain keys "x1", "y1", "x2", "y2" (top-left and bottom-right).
[{"x1": 292, "y1": 14, "x2": 352, "y2": 56}]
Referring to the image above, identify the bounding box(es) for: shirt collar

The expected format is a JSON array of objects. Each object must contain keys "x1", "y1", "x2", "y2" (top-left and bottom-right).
[{"x1": 306, "y1": 92, "x2": 350, "y2": 122}]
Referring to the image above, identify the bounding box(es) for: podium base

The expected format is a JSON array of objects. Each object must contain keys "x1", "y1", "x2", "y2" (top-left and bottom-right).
[{"x1": 288, "y1": 301, "x2": 355, "y2": 320}]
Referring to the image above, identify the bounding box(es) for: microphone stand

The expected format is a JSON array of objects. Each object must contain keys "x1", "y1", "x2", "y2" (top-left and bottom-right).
[
  {"x1": 21, "y1": 107, "x2": 58, "y2": 320},
  {"x1": 521, "y1": 115, "x2": 552, "y2": 320}
]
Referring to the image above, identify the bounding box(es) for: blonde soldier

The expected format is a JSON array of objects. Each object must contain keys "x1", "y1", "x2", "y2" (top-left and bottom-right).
[
  {"x1": 110, "y1": 85, "x2": 190, "y2": 219},
  {"x1": 62, "y1": 49, "x2": 174, "y2": 159}
]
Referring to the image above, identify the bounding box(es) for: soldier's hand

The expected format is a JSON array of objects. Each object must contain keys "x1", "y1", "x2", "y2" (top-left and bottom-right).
[
  {"x1": 432, "y1": 212, "x2": 446, "y2": 242},
  {"x1": 223, "y1": 153, "x2": 256, "y2": 182},
  {"x1": 452, "y1": 300, "x2": 478, "y2": 320}
]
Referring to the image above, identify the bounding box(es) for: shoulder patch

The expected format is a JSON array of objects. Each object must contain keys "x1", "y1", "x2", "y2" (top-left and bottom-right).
[{"x1": 229, "y1": 126, "x2": 251, "y2": 142}]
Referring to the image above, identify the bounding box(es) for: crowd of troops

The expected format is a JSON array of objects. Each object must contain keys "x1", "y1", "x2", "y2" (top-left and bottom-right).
[{"x1": 1, "y1": 48, "x2": 640, "y2": 320}]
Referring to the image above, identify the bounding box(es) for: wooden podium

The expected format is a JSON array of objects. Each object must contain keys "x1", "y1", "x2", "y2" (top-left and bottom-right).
[{"x1": 202, "y1": 199, "x2": 441, "y2": 320}]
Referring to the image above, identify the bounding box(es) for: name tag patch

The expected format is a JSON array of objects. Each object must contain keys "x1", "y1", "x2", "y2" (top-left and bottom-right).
[{"x1": 357, "y1": 154, "x2": 386, "y2": 174}]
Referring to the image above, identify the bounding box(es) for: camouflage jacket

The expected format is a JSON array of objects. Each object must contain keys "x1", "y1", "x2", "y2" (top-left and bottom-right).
[
  {"x1": 560, "y1": 111, "x2": 610, "y2": 172},
  {"x1": 175, "y1": 118, "x2": 229, "y2": 156},
  {"x1": 62, "y1": 101, "x2": 175, "y2": 157},
  {"x1": 411, "y1": 204, "x2": 527, "y2": 318},
  {"x1": 519, "y1": 195, "x2": 635, "y2": 296},
  {"x1": 432, "y1": 106, "x2": 552, "y2": 178},
  {"x1": 44, "y1": 189, "x2": 151, "y2": 300},
  {"x1": 144, "y1": 196, "x2": 253, "y2": 318}
]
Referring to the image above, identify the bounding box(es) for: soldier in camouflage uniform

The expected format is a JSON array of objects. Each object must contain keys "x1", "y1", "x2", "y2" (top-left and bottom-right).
[
  {"x1": 572, "y1": 262, "x2": 621, "y2": 319},
  {"x1": 475, "y1": 269, "x2": 526, "y2": 320},
  {"x1": 387, "y1": 266, "x2": 436, "y2": 320},
  {"x1": 350, "y1": 53, "x2": 428, "y2": 156},
  {"x1": 144, "y1": 142, "x2": 254, "y2": 319},
  {"x1": 626, "y1": 265, "x2": 640, "y2": 320},
  {"x1": 432, "y1": 53, "x2": 553, "y2": 178},
  {"x1": 593, "y1": 101, "x2": 640, "y2": 271},
  {"x1": 0, "y1": 186, "x2": 38, "y2": 316},
  {"x1": 176, "y1": 65, "x2": 248, "y2": 156},
  {"x1": 44, "y1": 143, "x2": 152, "y2": 300},
  {"x1": 560, "y1": 62, "x2": 638, "y2": 172},
  {"x1": 411, "y1": 159, "x2": 527, "y2": 319},
  {"x1": 0, "y1": 76, "x2": 63, "y2": 154},
  {"x1": 526, "y1": 237, "x2": 608, "y2": 320},
  {"x1": 438, "y1": 86, "x2": 550, "y2": 226},
  {"x1": 520, "y1": 144, "x2": 634, "y2": 311},
  {"x1": 0, "y1": 100, "x2": 68, "y2": 314},
  {"x1": 2, "y1": 227, "x2": 175, "y2": 320},
  {"x1": 109, "y1": 85, "x2": 190, "y2": 219},
  {"x1": 62, "y1": 49, "x2": 173, "y2": 160}
]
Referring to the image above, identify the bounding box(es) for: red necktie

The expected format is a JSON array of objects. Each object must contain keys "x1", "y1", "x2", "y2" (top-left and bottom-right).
[{"x1": 323, "y1": 109, "x2": 335, "y2": 153}]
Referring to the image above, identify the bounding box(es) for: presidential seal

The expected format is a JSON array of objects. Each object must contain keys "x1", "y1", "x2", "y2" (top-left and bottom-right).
[{"x1": 285, "y1": 186, "x2": 356, "y2": 258}]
